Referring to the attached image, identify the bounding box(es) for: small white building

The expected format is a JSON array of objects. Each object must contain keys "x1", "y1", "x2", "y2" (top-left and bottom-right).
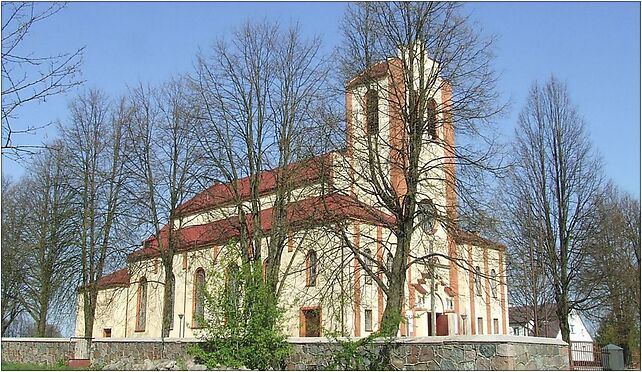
[{"x1": 509, "y1": 305, "x2": 595, "y2": 362}]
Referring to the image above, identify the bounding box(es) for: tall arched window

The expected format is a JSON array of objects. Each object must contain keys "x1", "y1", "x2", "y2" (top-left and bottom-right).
[
  {"x1": 169, "y1": 273, "x2": 175, "y2": 330},
  {"x1": 475, "y1": 266, "x2": 482, "y2": 296},
  {"x1": 306, "y1": 250, "x2": 318, "y2": 287},
  {"x1": 364, "y1": 248, "x2": 373, "y2": 285},
  {"x1": 193, "y1": 268, "x2": 206, "y2": 328},
  {"x1": 224, "y1": 264, "x2": 240, "y2": 314},
  {"x1": 366, "y1": 89, "x2": 379, "y2": 135},
  {"x1": 136, "y1": 277, "x2": 147, "y2": 332},
  {"x1": 490, "y1": 269, "x2": 498, "y2": 298},
  {"x1": 226, "y1": 264, "x2": 239, "y2": 293},
  {"x1": 427, "y1": 99, "x2": 437, "y2": 139}
]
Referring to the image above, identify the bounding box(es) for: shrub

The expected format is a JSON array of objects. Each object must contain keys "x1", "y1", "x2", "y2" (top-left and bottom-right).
[
  {"x1": 326, "y1": 331, "x2": 397, "y2": 370},
  {"x1": 189, "y1": 242, "x2": 291, "y2": 370}
]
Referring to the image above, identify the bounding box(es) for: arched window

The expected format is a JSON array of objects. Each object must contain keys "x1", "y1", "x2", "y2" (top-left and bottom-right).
[
  {"x1": 262, "y1": 258, "x2": 268, "y2": 283},
  {"x1": 193, "y1": 268, "x2": 206, "y2": 328},
  {"x1": 225, "y1": 264, "x2": 239, "y2": 295},
  {"x1": 224, "y1": 264, "x2": 240, "y2": 314},
  {"x1": 475, "y1": 266, "x2": 482, "y2": 296},
  {"x1": 364, "y1": 248, "x2": 373, "y2": 285},
  {"x1": 427, "y1": 99, "x2": 437, "y2": 139},
  {"x1": 135, "y1": 277, "x2": 147, "y2": 331},
  {"x1": 306, "y1": 250, "x2": 318, "y2": 287},
  {"x1": 366, "y1": 89, "x2": 379, "y2": 135},
  {"x1": 490, "y1": 269, "x2": 498, "y2": 298},
  {"x1": 169, "y1": 273, "x2": 175, "y2": 330}
]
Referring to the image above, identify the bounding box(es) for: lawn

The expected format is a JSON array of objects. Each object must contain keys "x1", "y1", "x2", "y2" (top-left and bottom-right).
[{"x1": 1, "y1": 361, "x2": 85, "y2": 370}]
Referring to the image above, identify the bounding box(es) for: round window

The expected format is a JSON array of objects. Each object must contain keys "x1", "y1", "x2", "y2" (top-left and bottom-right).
[{"x1": 418, "y1": 198, "x2": 437, "y2": 233}]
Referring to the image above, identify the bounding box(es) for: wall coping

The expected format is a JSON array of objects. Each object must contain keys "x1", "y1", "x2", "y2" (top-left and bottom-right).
[
  {"x1": 92, "y1": 338, "x2": 202, "y2": 343},
  {"x1": 404, "y1": 335, "x2": 568, "y2": 345},
  {"x1": 288, "y1": 335, "x2": 567, "y2": 345},
  {"x1": 1, "y1": 335, "x2": 567, "y2": 346}
]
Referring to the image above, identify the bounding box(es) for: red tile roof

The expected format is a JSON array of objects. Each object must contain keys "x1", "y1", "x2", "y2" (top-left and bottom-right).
[
  {"x1": 453, "y1": 229, "x2": 506, "y2": 251},
  {"x1": 96, "y1": 268, "x2": 130, "y2": 288},
  {"x1": 346, "y1": 58, "x2": 402, "y2": 89},
  {"x1": 175, "y1": 153, "x2": 333, "y2": 217},
  {"x1": 129, "y1": 193, "x2": 395, "y2": 261}
]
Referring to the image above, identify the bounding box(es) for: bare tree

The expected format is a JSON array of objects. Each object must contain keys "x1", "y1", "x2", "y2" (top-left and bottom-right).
[
  {"x1": 1, "y1": 176, "x2": 28, "y2": 335},
  {"x1": 124, "y1": 78, "x2": 203, "y2": 337},
  {"x1": 505, "y1": 76, "x2": 604, "y2": 344},
  {"x1": 59, "y1": 89, "x2": 133, "y2": 340},
  {"x1": 190, "y1": 20, "x2": 331, "y2": 296},
  {"x1": 1, "y1": 2, "x2": 84, "y2": 158},
  {"x1": 333, "y1": 2, "x2": 504, "y2": 336},
  {"x1": 500, "y1": 181, "x2": 557, "y2": 336},
  {"x1": 15, "y1": 143, "x2": 78, "y2": 336},
  {"x1": 587, "y1": 184, "x2": 640, "y2": 365}
]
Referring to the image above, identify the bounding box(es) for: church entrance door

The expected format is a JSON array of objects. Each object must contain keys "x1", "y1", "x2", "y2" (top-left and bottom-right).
[{"x1": 427, "y1": 312, "x2": 450, "y2": 336}]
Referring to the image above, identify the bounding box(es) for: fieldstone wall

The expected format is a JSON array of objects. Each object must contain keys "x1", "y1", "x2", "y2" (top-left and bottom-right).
[
  {"x1": 286, "y1": 336, "x2": 569, "y2": 370},
  {"x1": 0, "y1": 338, "x2": 72, "y2": 366},
  {"x1": 90, "y1": 339, "x2": 200, "y2": 367},
  {"x1": 1, "y1": 335, "x2": 569, "y2": 370}
]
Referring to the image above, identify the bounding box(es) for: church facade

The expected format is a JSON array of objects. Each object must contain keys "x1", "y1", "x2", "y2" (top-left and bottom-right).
[{"x1": 75, "y1": 48, "x2": 509, "y2": 339}]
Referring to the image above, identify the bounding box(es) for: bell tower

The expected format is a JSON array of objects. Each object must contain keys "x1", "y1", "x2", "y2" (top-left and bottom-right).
[{"x1": 344, "y1": 44, "x2": 455, "y2": 213}]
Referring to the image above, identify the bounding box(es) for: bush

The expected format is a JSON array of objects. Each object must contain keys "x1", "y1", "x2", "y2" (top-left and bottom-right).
[
  {"x1": 189, "y1": 242, "x2": 291, "y2": 370},
  {"x1": 326, "y1": 332, "x2": 397, "y2": 370}
]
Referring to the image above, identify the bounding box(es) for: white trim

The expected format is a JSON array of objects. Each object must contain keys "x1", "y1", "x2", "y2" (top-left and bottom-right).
[
  {"x1": 287, "y1": 335, "x2": 567, "y2": 346},
  {"x1": 2, "y1": 335, "x2": 567, "y2": 346}
]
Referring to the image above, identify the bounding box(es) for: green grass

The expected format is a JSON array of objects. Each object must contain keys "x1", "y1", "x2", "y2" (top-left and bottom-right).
[{"x1": 1, "y1": 360, "x2": 85, "y2": 370}]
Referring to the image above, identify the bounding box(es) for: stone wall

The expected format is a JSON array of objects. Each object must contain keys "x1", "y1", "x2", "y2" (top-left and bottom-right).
[
  {"x1": 89, "y1": 339, "x2": 199, "y2": 367},
  {"x1": 1, "y1": 335, "x2": 569, "y2": 370},
  {"x1": 286, "y1": 336, "x2": 569, "y2": 370},
  {"x1": 0, "y1": 338, "x2": 72, "y2": 366}
]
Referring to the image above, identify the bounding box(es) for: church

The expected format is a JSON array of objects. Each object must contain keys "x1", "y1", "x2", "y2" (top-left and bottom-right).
[{"x1": 75, "y1": 46, "x2": 509, "y2": 340}]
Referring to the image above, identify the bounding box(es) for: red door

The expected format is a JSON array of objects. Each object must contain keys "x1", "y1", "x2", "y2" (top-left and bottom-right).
[
  {"x1": 427, "y1": 313, "x2": 449, "y2": 336},
  {"x1": 436, "y1": 314, "x2": 449, "y2": 336}
]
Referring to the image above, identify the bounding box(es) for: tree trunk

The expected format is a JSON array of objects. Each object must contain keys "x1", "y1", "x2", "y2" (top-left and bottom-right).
[
  {"x1": 161, "y1": 260, "x2": 174, "y2": 337},
  {"x1": 83, "y1": 289, "x2": 98, "y2": 339},
  {"x1": 379, "y1": 232, "x2": 411, "y2": 337},
  {"x1": 380, "y1": 272, "x2": 405, "y2": 337},
  {"x1": 36, "y1": 308, "x2": 47, "y2": 337},
  {"x1": 36, "y1": 280, "x2": 50, "y2": 337},
  {"x1": 556, "y1": 294, "x2": 572, "y2": 367}
]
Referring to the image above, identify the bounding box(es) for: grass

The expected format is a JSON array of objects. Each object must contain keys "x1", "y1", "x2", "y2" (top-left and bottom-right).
[{"x1": 1, "y1": 360, "x2": 88, "y2": 370}]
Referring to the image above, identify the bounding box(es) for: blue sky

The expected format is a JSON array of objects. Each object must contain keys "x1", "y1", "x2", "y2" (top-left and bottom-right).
[{"x1": 3, "y1": 2, "x2": 640, "y2": 198}]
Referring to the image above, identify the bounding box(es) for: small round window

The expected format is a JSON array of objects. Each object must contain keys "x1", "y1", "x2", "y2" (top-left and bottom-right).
[{"x1": 418, "y1": 198, "x2": 437, "y2": 233}]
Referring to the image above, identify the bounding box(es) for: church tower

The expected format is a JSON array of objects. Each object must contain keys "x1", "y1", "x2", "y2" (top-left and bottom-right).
[{"x1": 343, "y1": 43, "x2": 457, "y2": 222}]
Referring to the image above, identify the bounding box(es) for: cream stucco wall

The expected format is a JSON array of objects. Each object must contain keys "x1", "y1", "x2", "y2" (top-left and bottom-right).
[{"x1": 79, "y1": 223, "x2": 508, "y2": 339}]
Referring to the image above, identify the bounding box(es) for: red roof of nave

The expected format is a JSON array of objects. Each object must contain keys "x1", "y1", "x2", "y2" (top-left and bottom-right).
[
  {"x1": 175, "y1": 153, "x2": 333, "y2": 217},
  {"x1": 96, "y1": 268, "x2": 130, "y2": 288},
  {"x1": 128, "y1": 193, "x2": 395, "y2": 261}
]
